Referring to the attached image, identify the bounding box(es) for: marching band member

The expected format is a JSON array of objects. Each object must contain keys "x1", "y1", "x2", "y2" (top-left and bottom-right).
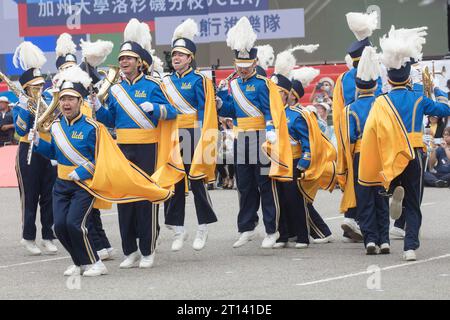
[
  {"x1": 288, "y1": 67, "x2": 334, "y2": 244},
  {"x1": 359, "y1": 26, "x2": 450, "y2": 261},
  {"x1": 334, "y1": 11, "x2": 381, "y2": 242},
  {"x1": 218, "y1": 17, "x2": 292, "y2": 249},
  {"x1": 12, "y1": 42, "x2": 58, "y2": 256},
  {"x1": 31, "y1": 66, "x2": 175, "y2": 276},
  {"x1": 163, "y1": 19, "x2": 218, "y2": 252},
  {"x1": 94, "y1": 19, "x2": 180, "y2": 268},
  {"x1": 339, "y1": 46, "x2": 389, "y2": 255}
]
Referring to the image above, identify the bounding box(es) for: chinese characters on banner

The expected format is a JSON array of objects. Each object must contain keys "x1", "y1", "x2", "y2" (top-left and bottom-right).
[{"x1": 155, "y1": 9, "x2": 305, "y2": 44}]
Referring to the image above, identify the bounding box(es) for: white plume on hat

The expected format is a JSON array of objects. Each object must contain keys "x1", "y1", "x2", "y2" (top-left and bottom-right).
[
  {"x1": 56, "y1": 65, "x2": 92, "y2": 90},
  {"x1": 380, "y1": 25, "x2": 427, "y2": 69},
  {"x1": 172, "y1": 18, "x2": 199, "y2": 42},
  {"x1": 80, "y1": 39, "x2": 114, "y2": 67},
  {"x1": 291, "y1": 67, "x2": 320, "y2": 87},
  {"x1": 255, "y1": 44, "x2": 274, "y2": 70},
  {"x1": 13, "y1": 41, "x2": 47, "y2": 70},
  {"x1": 140, "y1": 21, "x2": 153, "y2": 54},
  {"x1": 346, "y1": 11, "x2": 378, "y2": 41},
  {"x1": 357, "y1": 46, "x2": 381, "y2": 82},
  {"x1": 56, "y1": 33, "x2": 77, "y2": 58},
  {"x1": 152, "y1": 55, "x2": 164, "y2": 75},
  {"x1": 226, "y1": 16, "x2": 257, "y2": 53},
  {"x1": 345, "y1": 54, "x2": 354, "y2": 69},
  {"x1": 124, "y1": 18, "x2": 150, "y2": 50},
  {"x1": 274, "y1": 50, "x2": 296, "y2": 78},
  {"x1": 289, "y1": 44, "x2": 319, "y2": 54}
]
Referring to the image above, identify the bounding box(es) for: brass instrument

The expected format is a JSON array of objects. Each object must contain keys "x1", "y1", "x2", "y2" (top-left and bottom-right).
[
  {"x1": 0, "y1": 70, "x2": 24, "y2": 97},
  {"x1": 97, "y1": 66, "x2": 120, "y2": 104},
  {"x1": 422, "y1": 66, "x2": 433, "y2": 98},
  {"x1": 37, "y1": 90, "x2": 61, "y2": 132},
  {"x1": 26, "y1": 85, "x2": 44, "y2": 165},
  {"x1": 432, "y1": 60, "x2": 446, "y2": 78}
]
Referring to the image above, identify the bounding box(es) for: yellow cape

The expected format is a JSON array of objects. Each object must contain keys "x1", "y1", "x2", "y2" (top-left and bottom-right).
[
  {"x1": 76, "y1": 120, "x2": 174, "y2": 209},
  {"x1": 332, "y1": 73, "x2": 346, "y2": 187},
  {"x1": 261, "y1": 80, "x2": 293, "y2": 182},
  {"x1": 358, "y1": 95, "x2": 415, "y2": 190},
  {"x1": 188, "y1": 77, "x2": 218, "y2": 183},
  {"x1": 336, "y1": 106, "x2": 357, "y2": 213},
  {"x1": 296, "y1": 109, "x2": 337, "y2": 203}
]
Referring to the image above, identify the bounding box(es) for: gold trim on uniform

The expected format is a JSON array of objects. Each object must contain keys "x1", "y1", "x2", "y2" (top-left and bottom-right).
[{"x1": 236, "y1": 116, "x2": 265, "y2": 131}]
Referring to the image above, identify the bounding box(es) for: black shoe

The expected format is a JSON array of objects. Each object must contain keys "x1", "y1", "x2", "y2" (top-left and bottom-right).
[{"x1": 434, "y1": 180, "x2": 449, "y2": 188}]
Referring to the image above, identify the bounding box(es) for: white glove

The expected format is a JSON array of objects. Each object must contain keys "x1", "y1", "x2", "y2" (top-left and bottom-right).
[
  {"x1": 266, "y1": 130, "x2": 277, "y2": 144},
  {"x1": 68, "y1": 170, "x2": 80, "y2": 181},
  {"x1": 50, "y1": 160, "x2": 58, "y2": 167},
  {"x1": 18, "y1": 94, "x2": 29, "y2": 110},
  {"x1": 27, "y1": 131, "x2": 39, "y2": 146},
  {"x1": 140, "y1": 102, "x2": 154, "y2": 113},
  {"x1": 218, "y1": 80, "x2": 228, "y2": 90},
  {"x1": 89, "y1": 96, "x2": 102, "y2": 112},
  {"x1": 215, "y1": 97, "x2": 223, "y2": 110},
  {"x1": 423, "y1": 134, "x2": 432, "y2": 146}
]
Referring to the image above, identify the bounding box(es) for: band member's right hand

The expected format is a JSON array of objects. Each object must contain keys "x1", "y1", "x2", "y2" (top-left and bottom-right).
[
  {"x1": 18, "y1": 94, "x2": 29, "y2": 110},
  {"x1": 68, "y1": 170, "x2": 80, "y2": 181},
  {"x1": 265, "y1": 130, "x2": 277, "y2": 144},
  {"x1": 215, "y1": 97, "x2": 223, "y2": 110},
  {"x1": 218, "y1": 80, "x2": 228, "y2": 89},
  {"x1": 89, "y1": 95, "x2": 102, "y2": 111},
  {"x1": 27, "y1": 131, "x2": 39, "y2": 146},
  {"x1": 140, "y1": 102, "x2": 154, "y2": 113}
]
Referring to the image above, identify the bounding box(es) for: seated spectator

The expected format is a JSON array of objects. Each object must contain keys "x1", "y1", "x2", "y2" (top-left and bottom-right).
[
  {"x1": 427, "y1": 115, "x2": 447, "y2": 140},
  {"x1": 310, "y1": 77, "x2": 334, "y2": 105},
  {"x1": 314, "y1": 102, "x2": 337, "y2": 148},
  {"x1": 0, "y1": 96, "x2": 15, "y2": 147},
  {"x1": 216, "y1": 117, "x2": 235, "y2": 189},
  {"x1": 425, "y1": 127, "x2": 450, "y2": 187}
]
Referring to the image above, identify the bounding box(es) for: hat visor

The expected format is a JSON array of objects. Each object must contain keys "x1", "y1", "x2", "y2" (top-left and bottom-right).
[
  {"x1": 23, "y1": 77, "x2": 45, "y2": 89},
  {"x1": 59, "y1": 89, "x2": 82, "y2": 98},
  {"x1": 118, "y1": 51, "x2": 140, "y2": 60},
  {"x1": 171, "y1": 47, "x2": 194, "y2": 56},
  {"x1": 235, "y1": 61, "x2": 255, "y2": 68},
  {"x1": 59, "y1": 61, "x2": 77, "y2": 71}
]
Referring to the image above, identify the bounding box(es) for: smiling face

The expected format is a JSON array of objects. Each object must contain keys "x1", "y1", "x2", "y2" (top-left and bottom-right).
[
  {"x1": 171, "y1": 51, "x2": 192, "y2": 73},
  {"x1": 119, "y1": 55, "x2": 141, "y2": 80},
  {"x1": 59, "y1": 95, "x2": 81, "y2": 120}
]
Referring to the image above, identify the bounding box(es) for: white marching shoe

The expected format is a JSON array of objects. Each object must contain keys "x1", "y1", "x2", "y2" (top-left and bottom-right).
[
  {"x1": 312, "y1": 235, "x2": 334, "y2": 244},
  {"x1": 63, "y1": 265, "x2": 81, "y2": 277},
  {"x1": 390, "y1": 186, "x2": 405, "y2": 220},
  {"x1": 261, "y1": 232, "x2": 279, "y2": 249},
  {"x1": 119, "y1": 251, "x2": 140, "y2": 269},
  {"x1": 403, "y1": 250, "x2": 416, "y2": 261},
  {"x1": 20, "y1": 239, "x2": 41, "y2": 256},
  {"x1": 233, "y1": 230, "x2": 257, "y2": 248},
  {"x1": 294, "y1": 243, "x2": 309, "y2": 249},
  {"x1": 366, "y1": 242, "x2": 378, "y2": 255},
  {"x1": 390, "y1": 226, "x2": 405, "y2": 239},
  {"x1": 83, "y1": 260, "x2": 108, "y2": 277},
  {"x1": 139, "y1": 254, "x2": 155, "y2": 269},
  {"x1": 193, "y1": 229, "x2": 208, "y2": 251},
  {"x1": 97, "y1": 247, "x2": 116, "y2": 261},
  {"x1": 171, "y1": 230, "x2": 188, "y2": 252},
  {"x1": 341, "y1": 218, "x2": 363, "y2": 241},
  {"x1": 41, "y1": 240, "x2": 58, "y2": 255},
  {"x1": 380, "y1": 243, "x2": 390, "y2": 254}
]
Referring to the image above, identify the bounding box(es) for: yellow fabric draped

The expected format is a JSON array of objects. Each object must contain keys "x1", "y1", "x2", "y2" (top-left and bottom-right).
[
  {"x1": 336, "y1": 106, "x2": 357, "y2": 213},
  {"x1": 297, "y1": 110, "x2": 337, "y2": 202},
  {"x1": 152, "y1": 118, "x2": 186, "y2": 189},
  {"x1": 188, "y1": 77, "x2": 218, "y2": 183},
  {"x1": 81, "y1": 102, "x2": 93, "y2": 118},
  {"x1": 358, "y1": 95, "x2": 415, "y2": 190},
  {"x1": 333, "y1": 73, "x2": 346, "y2": 187},
  {"x1": 261, "y1": 80, "x2": 293, "y2": 182},
  {"x1": 75, "y1": 121, "x2": 174, "y2": 209}
]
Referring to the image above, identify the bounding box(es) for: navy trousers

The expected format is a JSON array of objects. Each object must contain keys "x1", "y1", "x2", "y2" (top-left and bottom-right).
[
  {"x1": 390, "y1": 148, "x2": 425, "y2": 251},
  {"x1": 233, "y1": 130, "x2": 279, "y2": 234},
  {"x1": 16, "y1": 142, "x2": 56, "y2": 241},
  {"x1": 88, "y1": 209, "x2": 111, "y2": 252},
  {"x1": 118, "y1": 143, "x2": 159, "y2": 256},
  {"x1": 357, "y1": 185, "x2": 390, "y2": 246},
  {"x1": 307, "y1": 203, "x2": 332, "y2": 239},
  {"x1": 165, "y1": 128, "x2": 217, "y2": 226},
  {"x1": 53, "y1": 179, "x2": 98, "y2": 266}
]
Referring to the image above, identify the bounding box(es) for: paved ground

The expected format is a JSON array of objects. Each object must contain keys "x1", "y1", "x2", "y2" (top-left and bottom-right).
[{"x1": 0, "y1": 186, "x2": 449, "y2": 300}]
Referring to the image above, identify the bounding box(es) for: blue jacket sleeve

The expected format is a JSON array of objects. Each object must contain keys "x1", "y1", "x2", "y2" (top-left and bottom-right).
[
  {"x1": 74, "y1": 128, "x2": 96, "y2": 181},
  {"x1": 258, "y1": 80, "x2": 274, "y2": 131},
  {"x1": 217, "y1": 90, "x2": 236, "y2": 118},
  {"x1": 95, "y1": 94, "x2": 115, "y2": 128},
  {"x1": 34, "y1": 136, "x2": 56, "y2": 160},
  {"x1": 375, "y1": 77, "x2": 383, "y2": 96},
  {"x1": 12, "y1": 107, "x2": 32, "y2": 137},
  {"x1": 194, "y1": 76, "x2": 206, "y2": 125},
  {"x1": 422, "y1": 90, "x2": 450, "y2": 118},
  {"x1": 292, "y1": 115, "x2": 311, "y2": 170},
  {"x1": 348, "y1": 110, "x2": 359, "y2": 144},
  {"x1": 149, "y1": 84, "x2": 177, "y2": 121}
]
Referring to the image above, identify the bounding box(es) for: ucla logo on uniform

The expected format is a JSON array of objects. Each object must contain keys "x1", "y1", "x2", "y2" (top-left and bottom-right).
[
  {"x1": 71, "y1": 131, "x2": 84, "y2": 140},
  {"x1": 135, "y1": 90, "x2": 147, "y2": 98},
  {"x1": 181, "y1": 82, "x2": 192, "y2": 90},
  {"x1": 246, "y1": 84, "x2": 255, "y2": 92}
]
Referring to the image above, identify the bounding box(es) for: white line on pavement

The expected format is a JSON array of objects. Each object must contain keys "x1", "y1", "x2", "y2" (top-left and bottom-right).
[
  {"x1": 422, "y1": 202, "x2": 436, "y2": 206},
  {"x1": 0, "y1": 256, "x2": 71, "y2": 270},
  {"x1": 295, "y1": 253, "x2": 450, "y2": 286}
]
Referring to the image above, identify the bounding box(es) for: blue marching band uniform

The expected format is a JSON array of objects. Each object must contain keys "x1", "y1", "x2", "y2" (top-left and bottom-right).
[{"x1": 6, "y1": 14, "x2": 450, "y2": 277}]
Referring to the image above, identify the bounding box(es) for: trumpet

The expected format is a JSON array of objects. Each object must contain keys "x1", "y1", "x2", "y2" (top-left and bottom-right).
[
  {"x1": 97, "y1": 66, "x2": 121, "y2": 104},
  {"x1": 422, "y1": 66, "x2": 433, "y2": 98}
]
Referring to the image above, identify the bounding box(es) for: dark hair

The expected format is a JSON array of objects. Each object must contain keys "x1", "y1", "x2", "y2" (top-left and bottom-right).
[{"x1": 426, "y1": 116, "x2": 448, "y2": 138}]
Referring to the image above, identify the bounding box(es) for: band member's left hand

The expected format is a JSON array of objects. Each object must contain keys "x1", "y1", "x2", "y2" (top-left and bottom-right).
[
  {"x1": 215, "y1": 97, "x2": 223, "y2": 110},
  {"x1": 27, "y1": 131, "x2": 40, "y2": 146},
  {"x1": 266, "y1": 130, "x2": 277, "y2": 144},
  {"x1": 68, "y1": 170, "x2": 80, "y2": 181}
]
